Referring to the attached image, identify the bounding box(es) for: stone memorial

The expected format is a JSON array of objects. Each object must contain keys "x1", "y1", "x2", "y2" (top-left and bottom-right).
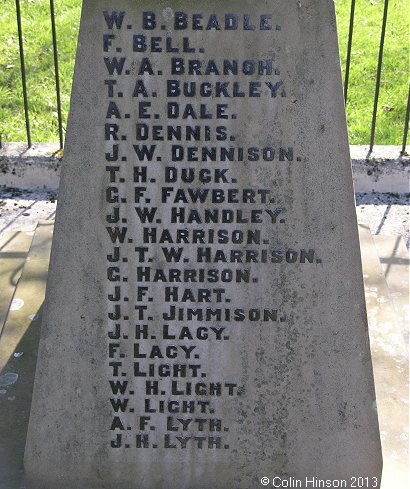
[{"x1": 25, "y1": 1, "x2": 383, "y2": 488}]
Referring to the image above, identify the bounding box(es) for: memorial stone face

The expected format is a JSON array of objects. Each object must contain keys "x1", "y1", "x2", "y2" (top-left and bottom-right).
[{"x1": 25, "y1": 1, "x2": 383, "y2": 488}]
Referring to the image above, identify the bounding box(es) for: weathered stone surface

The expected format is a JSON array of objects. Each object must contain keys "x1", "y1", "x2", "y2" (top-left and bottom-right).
[
  {"x1": 359, "y1": 227, "x2": 409, "y2": 489},
  {"x1": 0, "y1": 221, "x2": 52, "y2": 489},
  {"x1": 0, "y1": 231, "x2": 33, "y2": 335},
  {"x1": 24, "y1": 1, "x2": 382, "y2": 488}
]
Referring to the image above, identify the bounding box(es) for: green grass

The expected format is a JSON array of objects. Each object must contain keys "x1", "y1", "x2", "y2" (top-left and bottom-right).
[
  {"x1": 335, "y1": 0, "x2": 409, "y2": 146},
  {"x1": 0, "y1": 0, "x2": 408, "y2": 145},
  {"x1": 0, "y1": 0, "x2": 81, "y2": 144}
]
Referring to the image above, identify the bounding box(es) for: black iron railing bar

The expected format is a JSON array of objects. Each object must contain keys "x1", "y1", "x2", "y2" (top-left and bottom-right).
[
  {"x1": 401, "y1": 84, "x2": 410, "y2": 155},
  {"x1": 344, "y1": 0, "x2": 356, "y2": 103},
  {"x1": 50, "y1": 0, "x2": 64, "y2": 149},
  {"x1": 369, "y1": 0, "x2": 389, "y2": 153},
  {"x1": 15, "y1": 0, "x2": 31, "y2": 148}
]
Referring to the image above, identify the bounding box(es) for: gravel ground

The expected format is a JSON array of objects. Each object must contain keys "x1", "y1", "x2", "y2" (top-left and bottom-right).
[
  {"x1": 0, "y1": 188, "x2": 57, "y2": 240},
  {"x1": 355, "y1": 192, "x2": 409, "y2": 248},
  {"x1": 0, "y1": 187, "x2": 409, "y2": 248}
]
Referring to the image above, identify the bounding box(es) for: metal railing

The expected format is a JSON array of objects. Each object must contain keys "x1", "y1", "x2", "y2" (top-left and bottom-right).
[
  {"x1": 343, "y1": 0, "x2": 409, "y2": 155},
  {"x1": 2, "y1": 0, "x2": 410, "y2": 154},
  {"x1": 10, "y1": 0, "x2": 63, "y2": 149}
]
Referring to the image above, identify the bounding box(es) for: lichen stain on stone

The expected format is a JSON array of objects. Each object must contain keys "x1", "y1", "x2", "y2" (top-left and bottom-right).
[
  {"x1": 0, "y1": 161, "x2": 10, "y2": 174},
  {"x1": 337, "y1": 401, "x2": 349, "y2": 426},
  {"x1": 0, "y1": 372, "x2": 19, "y2": 388}
]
